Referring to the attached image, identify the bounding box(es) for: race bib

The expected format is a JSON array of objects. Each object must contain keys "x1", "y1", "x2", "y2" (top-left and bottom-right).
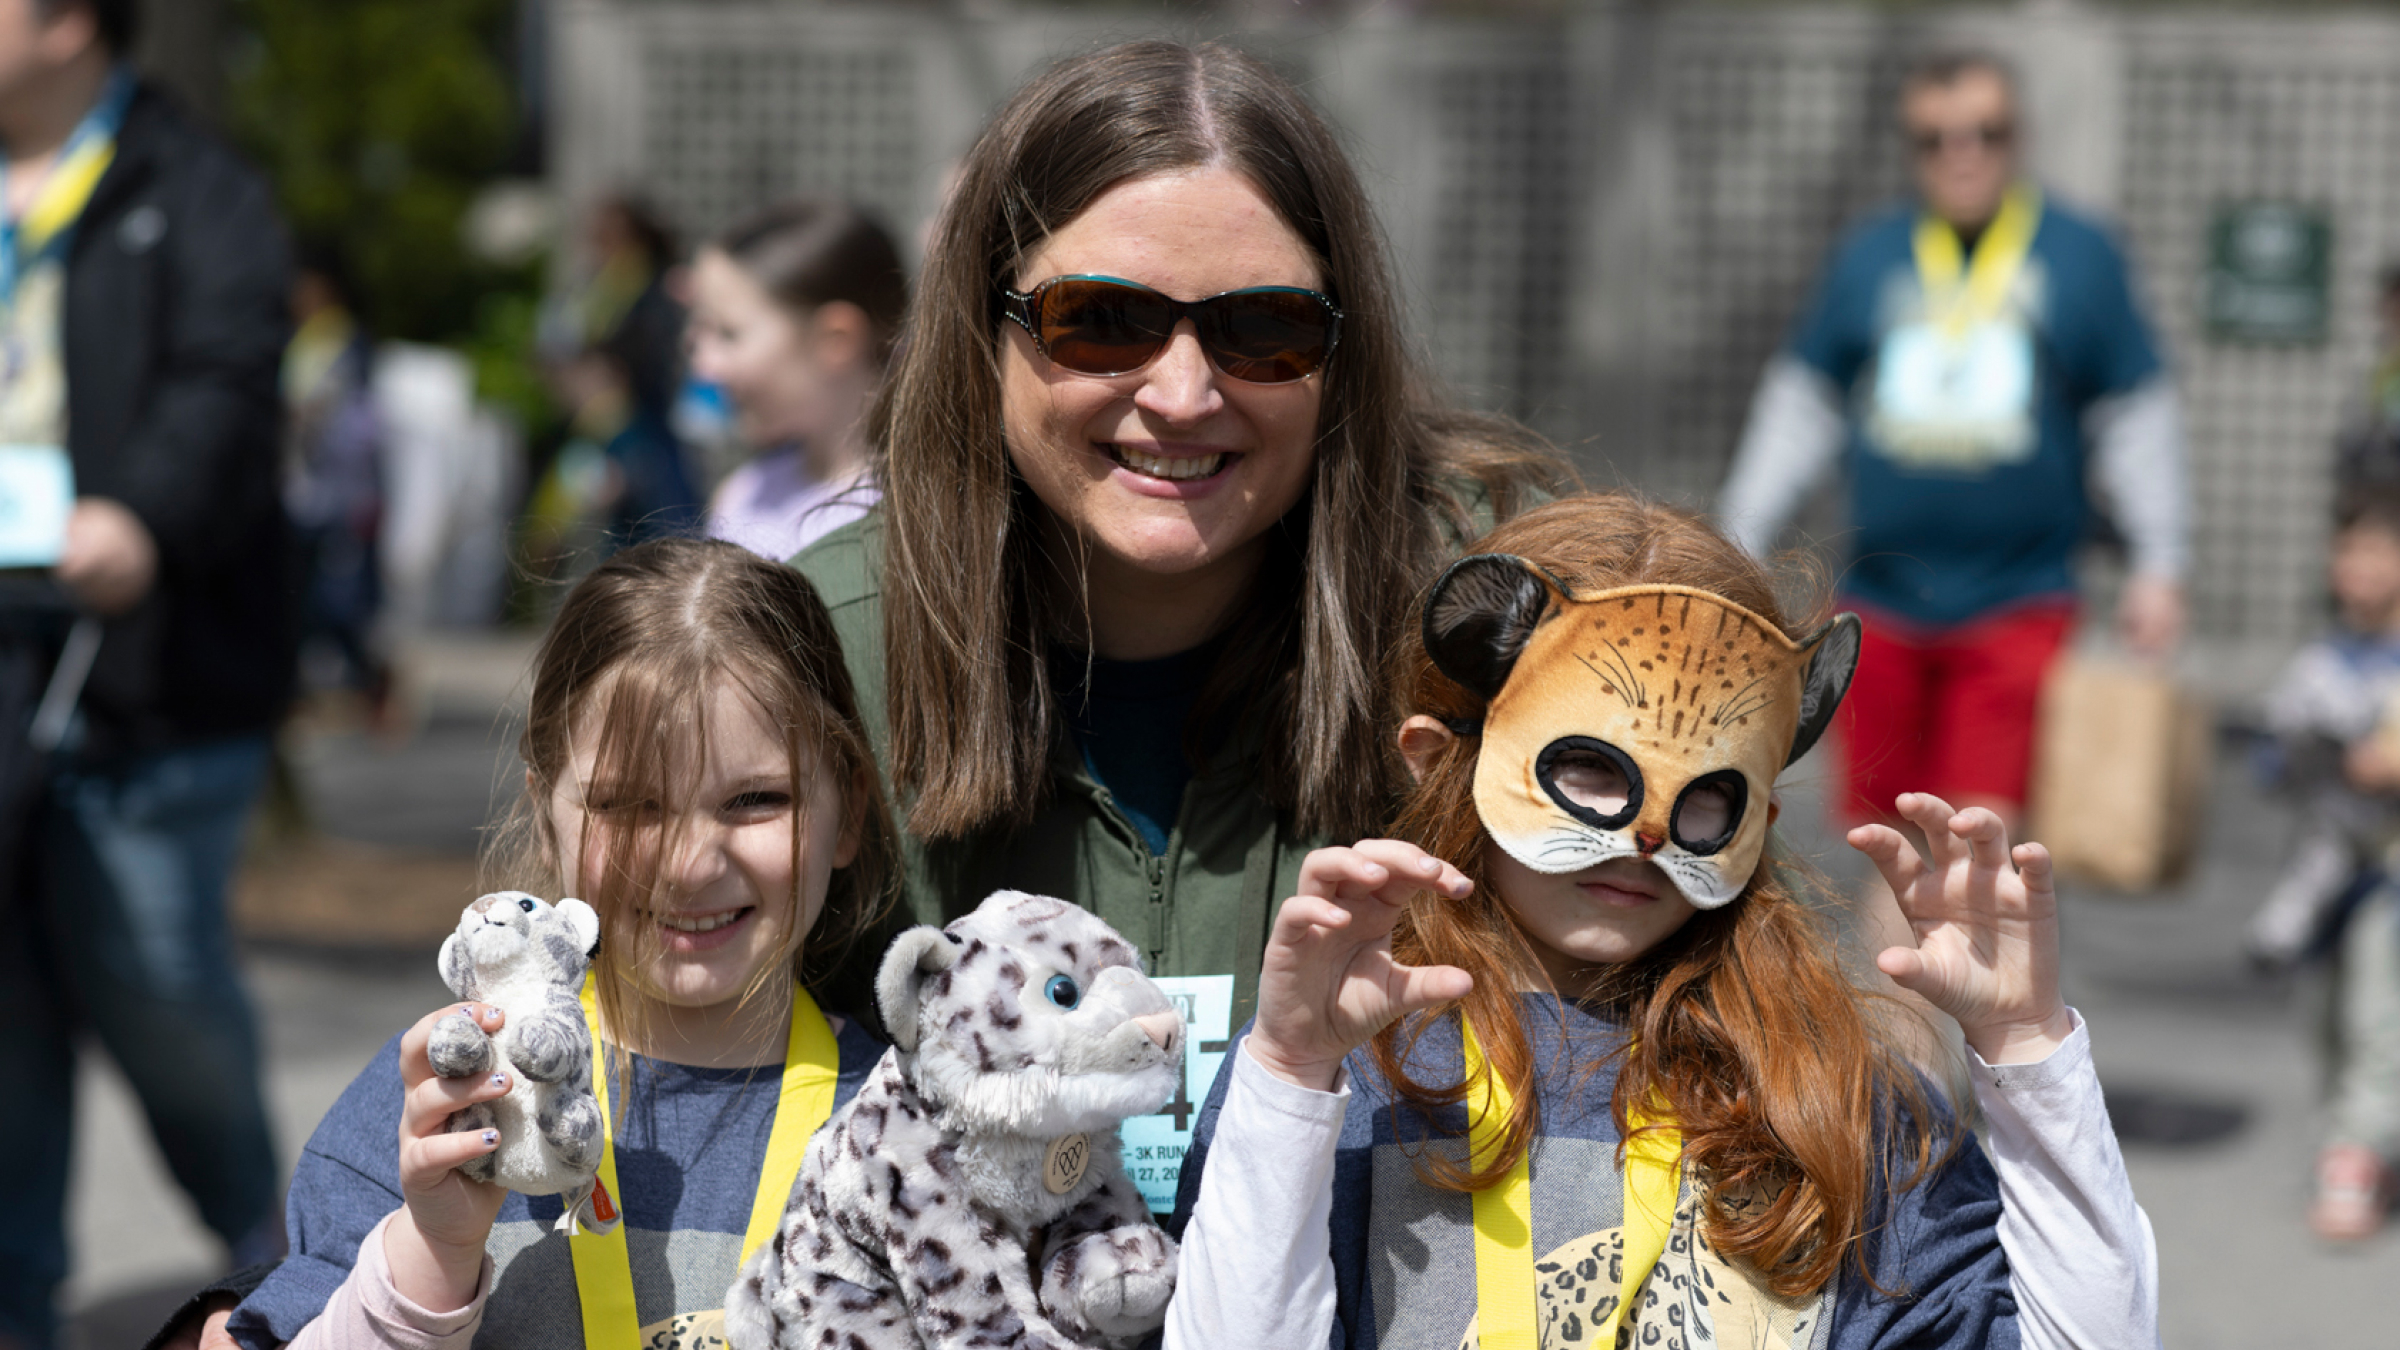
[
  {"x1": 0, "y1": 443, "x2": 72, "y2": 567},
  {"x1": 1867, "y1": 319, "x2": 2036, "y2": 470},
  {"x1": 1119, "y1": 973, "x2": 1234, "y2": 1214}
]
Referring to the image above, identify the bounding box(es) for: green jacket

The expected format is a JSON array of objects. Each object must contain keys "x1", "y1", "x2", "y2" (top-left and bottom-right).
[{"x1": 794, "y1": 514, "x2": 1315, "y2": 1037}]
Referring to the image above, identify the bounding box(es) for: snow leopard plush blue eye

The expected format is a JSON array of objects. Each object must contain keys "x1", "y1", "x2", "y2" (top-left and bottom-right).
[
  {"x1": 518, "y1": 897, "x2": 536, "y2": 912},
  {"x1": 1044, "y1": 975, "x2": 1081, "y2": 1009}
]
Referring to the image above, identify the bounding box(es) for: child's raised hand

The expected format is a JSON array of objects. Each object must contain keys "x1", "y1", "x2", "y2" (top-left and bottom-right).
[
  {"x1": 1847, "y1": 794, "x2": 2077, "y2": 1066},
  {"x1": 1249, "y1": 841, "x2": 1475, "y2": 1092},
  {"x1": 385, "y1": 1001, "x2": 514, "y2": 1312}
]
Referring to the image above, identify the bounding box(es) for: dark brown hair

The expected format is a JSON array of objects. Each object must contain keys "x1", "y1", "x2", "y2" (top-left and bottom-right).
[
  {"x1": 2336, "y1": 482, "x2": 2400, "y2": 537},
  {"x1": 486, "y1": 538, "x2": 900, "y2": 1069},
  {"x1": 1372, "y1": 493, "x2": 1936, "y2": 1300},
  {"x1": 1901, "y1": 48, "x2": 2018, "y2": 101},
  {"x1": 712, "y1": 198, "x2": 909, "y2": 366},
  {"x1": 870, "y1": 39, "x2": 1564, "y2": 842}
]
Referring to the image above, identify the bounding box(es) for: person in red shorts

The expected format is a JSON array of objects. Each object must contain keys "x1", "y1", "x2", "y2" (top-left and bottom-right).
[{"x1": 1718, "y1": 51, "x2": 2188, "y2": 845}]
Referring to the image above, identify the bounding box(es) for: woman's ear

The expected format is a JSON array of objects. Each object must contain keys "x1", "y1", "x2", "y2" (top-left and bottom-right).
[
  {"x1": 808, "y1": 300, "x2": 874, "y2": 375},
  {"x1": 1396, "y1": 715, "x2": 1457, "y2": 784}
]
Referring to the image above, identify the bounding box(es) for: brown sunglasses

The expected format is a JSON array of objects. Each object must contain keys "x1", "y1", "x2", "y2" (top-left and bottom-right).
[{"x1": 999, "y1": 274, "x2": 1343, "y2": 384}]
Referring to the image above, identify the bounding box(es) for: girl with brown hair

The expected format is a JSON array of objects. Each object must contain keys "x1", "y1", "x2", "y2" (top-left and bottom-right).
[
  {"x1": 226, "y1": 539, "x2": 910, "y2": 1348},
  {"x1": 689, "y1": 198, "x2": 906, "y2": 560},
  {"x1": 1168, "y1": 495, "x2": 2157, "y2": 1350},
  {"x1": 792, "y1": 41, "x2": 1564, "y2": 1158}
]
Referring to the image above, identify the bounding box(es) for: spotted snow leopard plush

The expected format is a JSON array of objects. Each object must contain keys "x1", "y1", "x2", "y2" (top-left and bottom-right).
[
  {"x1": 427, "y1": 890, "x2": 610, "y2": 1233},
  {"x1": 725, "y1": 890, "x2": 1185, "y2": 1350}
]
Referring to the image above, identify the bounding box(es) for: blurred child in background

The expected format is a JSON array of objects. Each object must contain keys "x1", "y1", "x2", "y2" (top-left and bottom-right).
[
  {"x1": 686, "y1": 199, "x2": 904, "y2": 561},
  {"x1": 2251, "y1": 483, "x2": 2400, "y2": 1239},
  {"x1": 283, "y1": 247, "x2": 391, "y2": 723}
]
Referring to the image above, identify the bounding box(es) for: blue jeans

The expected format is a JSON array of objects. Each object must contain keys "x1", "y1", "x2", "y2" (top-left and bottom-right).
[{"x1": 0, "y1": 735, "x2": 280, "y2": 1349}]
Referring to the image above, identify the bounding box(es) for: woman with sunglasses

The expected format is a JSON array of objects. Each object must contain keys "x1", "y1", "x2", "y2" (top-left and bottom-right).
[{"x1": 791, "y1": 38, "x2": 1560, "y2": 1208}]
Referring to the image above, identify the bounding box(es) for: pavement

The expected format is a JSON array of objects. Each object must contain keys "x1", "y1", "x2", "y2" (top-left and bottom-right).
[{"x1": 52, "y1": 630, "x2": 2400, "y2": 1348}]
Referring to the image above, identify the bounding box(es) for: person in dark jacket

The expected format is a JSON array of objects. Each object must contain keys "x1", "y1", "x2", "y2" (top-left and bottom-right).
[{"x1": 0, "y1": 3, "x2": 297, "y2": 1347}]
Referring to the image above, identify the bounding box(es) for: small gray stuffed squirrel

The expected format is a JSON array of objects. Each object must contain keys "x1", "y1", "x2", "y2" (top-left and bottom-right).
[
  {"x1": 726, "y1": 890, "x2": 1184, "y2": 1349},
  {"x1": 427, "y1": 891, "x2": 610, "y2": 1234}
]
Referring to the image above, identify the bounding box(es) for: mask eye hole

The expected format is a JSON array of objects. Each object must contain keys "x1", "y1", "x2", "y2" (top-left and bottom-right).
[
  {"x1": 1044, "y1": 974, "x2": 1081, "y2": 1009},
  {"x1": 1669, "y1": 770, "x2": 1749, "y2": 855},
  {"x1": 1536, "y1": 738, "x2": 1643, "y2": 831}
]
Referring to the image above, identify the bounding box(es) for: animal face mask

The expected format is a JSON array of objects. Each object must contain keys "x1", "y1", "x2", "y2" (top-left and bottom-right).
[{"x1": 1423, "y1": 556, "x2": 1861, "y2": 908}]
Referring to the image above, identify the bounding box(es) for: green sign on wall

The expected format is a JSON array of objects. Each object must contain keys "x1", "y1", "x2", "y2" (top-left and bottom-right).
[{"x1": 2205, "y1": 201, "x2": 2332, "y2": 344}]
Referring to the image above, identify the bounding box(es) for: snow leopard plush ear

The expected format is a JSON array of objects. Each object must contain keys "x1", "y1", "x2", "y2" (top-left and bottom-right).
[
  {"x1": 876, "y1": 926, "x2": 960, "y2": 1055},
  {"x1": 556, "y1": 898, "x2": 602, "y2": 962}
]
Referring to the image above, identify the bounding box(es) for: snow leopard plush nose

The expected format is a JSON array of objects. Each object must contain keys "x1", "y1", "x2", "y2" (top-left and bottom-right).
[{"x1": 1134, "y1": 1012, "x2": 1180, "y2": 1054}]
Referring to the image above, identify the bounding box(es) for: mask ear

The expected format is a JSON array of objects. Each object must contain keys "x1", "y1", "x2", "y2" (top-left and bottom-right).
[
  {"x1": 1787, "y1": 613, "x2": 1862, "y2": 767},
  {"x1": 1423, "y1": 554, "x2": 1565, "y2": 703},
  {"x1": 875, "y1": 926, "x2": 960, "y2": 1055}
]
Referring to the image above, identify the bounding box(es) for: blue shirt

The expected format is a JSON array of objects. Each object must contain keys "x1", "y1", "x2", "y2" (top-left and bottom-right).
[
  {"x1": 1173, "y1": 1002, "x2": 2017, "y2": 1349},
  {"x1": 1789, "y1": 196, "x2": 2163, "y2": 626},
  {"x1": 1056, "y1": 639, "x2": 1221, "y2": 856},
  {"x1": 228, "y1": 1017, "x2": 886, "y2": 1350}
]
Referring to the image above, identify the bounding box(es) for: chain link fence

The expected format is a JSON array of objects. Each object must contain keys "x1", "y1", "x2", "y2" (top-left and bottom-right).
[{"x1": 551, "y1": 1, "x2": 2400, "y2": 694}]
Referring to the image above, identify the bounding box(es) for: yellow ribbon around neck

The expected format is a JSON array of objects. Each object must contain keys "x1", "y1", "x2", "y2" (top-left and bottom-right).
[
  {"x1": 1460, "y1": 1014, "x2": 1681, "y2": 1350},
  {"x1": 1911, "y1": 184, "x2": 2043, "y2": 339},
  {"x1": 569, "y1": 975, "x2": 839, "y2": 1350},
  {"x1": 16, "y1": 133, "x2": 113, "y2": 263}
]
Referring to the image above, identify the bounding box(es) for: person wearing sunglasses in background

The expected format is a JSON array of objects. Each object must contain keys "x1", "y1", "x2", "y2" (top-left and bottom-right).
[
  {"x1": 1716, "y1": 50, "x2": 2188, "y2": 932},
  {"x1": 791, "y1": 39, "x2": 1563, "y2": 1214}
]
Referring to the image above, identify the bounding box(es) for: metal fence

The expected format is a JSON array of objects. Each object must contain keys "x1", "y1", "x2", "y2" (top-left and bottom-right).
[{"x1": 550, "y1": 1, "x2": 2400, "y2": 695}]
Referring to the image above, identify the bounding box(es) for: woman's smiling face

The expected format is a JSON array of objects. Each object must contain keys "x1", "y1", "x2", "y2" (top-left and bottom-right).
[{"x1": 999, "y1": 166, "x2": 1325, "y2": 587}]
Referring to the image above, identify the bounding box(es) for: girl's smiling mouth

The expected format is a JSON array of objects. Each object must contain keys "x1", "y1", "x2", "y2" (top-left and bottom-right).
[{"x1": 652, "y1": 905, "x2": 757, "y2": 950}]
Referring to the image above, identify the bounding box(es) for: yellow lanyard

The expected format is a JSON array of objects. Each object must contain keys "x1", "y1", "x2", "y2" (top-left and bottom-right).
[
  {"x1": 1460, "y1": 1015, "x2": 1681, "y2": 1350},
  {"x1": 569, "y1": 977, "x2": 840, "y2": 1350},
  {"x1": 1911, "y1": 184, "x2": 2042, "y2": 338},
  {"x1": 14, "y1": 134, "x2": 112, "y2": 266}
]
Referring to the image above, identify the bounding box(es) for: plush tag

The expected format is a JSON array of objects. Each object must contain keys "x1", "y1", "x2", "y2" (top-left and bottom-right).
[
  {"x1": 1043, "y1": 1132, "x2": 1091, "y2": 1195},
  {"x1": 557, "y1": 1176, "x2": 622, "y2": 1237}
]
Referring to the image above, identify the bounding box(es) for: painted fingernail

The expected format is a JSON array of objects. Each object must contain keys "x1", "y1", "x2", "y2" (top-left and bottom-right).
[
  {"x1": 490, "y1": 1073, "x2": 509, "y2": 1089},
  {"x1": 482, "y1": 1130, "x2": 498, "y2": 1146}
]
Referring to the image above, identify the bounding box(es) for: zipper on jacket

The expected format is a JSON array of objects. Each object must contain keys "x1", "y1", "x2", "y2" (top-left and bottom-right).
[{"x1": 1144, "y1": 852, "x2": 1168, "y2": 958}]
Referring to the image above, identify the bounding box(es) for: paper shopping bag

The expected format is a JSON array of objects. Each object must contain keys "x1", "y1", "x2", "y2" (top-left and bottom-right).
[{"x1": 2027, "y1": 657, "x2": 2213, "y2": 892}]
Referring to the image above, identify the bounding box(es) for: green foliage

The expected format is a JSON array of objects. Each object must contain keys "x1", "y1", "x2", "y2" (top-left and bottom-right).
[{"x1": 224, "y1": 0, "x2": 521, "y2": 345}]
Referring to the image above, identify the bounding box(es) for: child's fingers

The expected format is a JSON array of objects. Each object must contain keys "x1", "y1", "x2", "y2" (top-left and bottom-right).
[
  {"x1": 2013, "y1": 842, "x2": 2057, "y2": 902},
  {"x1": 402, "y1": 1070, "x2": 511, "y2": 1139},
  {"x1": 401, "y1": 1125, "x2": 501, "y2": 1189},
  {"x1": 1385, "y1": 961, "x2": 1474, "y2": 1019},
  {"x1": 1269, "y1": 894, "x2": 1356, "y2": 947},
  {"x1": 1846, "y1": 823, "x2": 1927, "y2": 893},
  {"x1": 1893, "y1": 793, "x2": 1967, "y2": 866},
  {"x1": 1949, "y1": 806, "x2": 2013, "y2": 874},
  {"x1": 1296, "y1": 846, "x2": 1392, "y2": 901},
  {"x1": 1875, "y1": 945, "x2": 1948, "y2": 1003},
  {"x1": 1347, "y1": 838, "x2": 1470, "y2": 903}
]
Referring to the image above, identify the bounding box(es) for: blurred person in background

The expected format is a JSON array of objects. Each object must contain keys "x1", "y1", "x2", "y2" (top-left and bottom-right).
[
  {"x1": 1717, "y1": 50, "x2": 2189, "y2": 844},
  {"x1": 523, "y1": 193, "x2": 697, "y2": 567},
  {"x1": 2334, "y1": 264, "x2": 2400, "y2": 493},
  {"x1": 0, "y1": 1, "x2": 297, "y2": 1347},
  {"x1": 2250, "y1": 484, "x2": 2400, "y2": 1240},
  {"x1": 686, "y1": 198, "x2": 905, "y2": 560},
  {"x1": 282, "y1": 245, "x2": 390, "y2": 724}
]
